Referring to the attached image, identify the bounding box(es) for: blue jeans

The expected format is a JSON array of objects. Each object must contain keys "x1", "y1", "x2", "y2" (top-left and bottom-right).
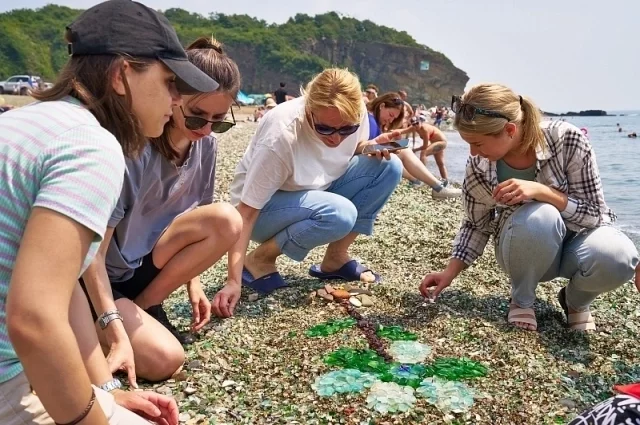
[
  {"x1": 251, "y1": 154, "x2": 403, "y2": 261},
  {"x1": 496, "y1": 202, "x2": 639, "y2": 311}
]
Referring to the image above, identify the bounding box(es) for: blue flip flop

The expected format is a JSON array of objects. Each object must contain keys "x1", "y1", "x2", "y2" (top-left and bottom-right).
[
  {"x1": 242, "y1": 268, "x2": 289, "y2": 295},
  {"x1": 308, "y1": 260, "x2": 381, "y2": 283}
]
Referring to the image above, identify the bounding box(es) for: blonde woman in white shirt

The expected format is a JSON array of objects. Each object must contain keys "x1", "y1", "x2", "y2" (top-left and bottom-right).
[{"x1": 211, "y1": 69, "x2": 403, "y2": 316}]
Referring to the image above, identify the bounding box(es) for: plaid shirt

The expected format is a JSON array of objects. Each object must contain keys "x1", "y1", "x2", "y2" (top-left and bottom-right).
[{"x1": 452, "y1": 120, "x2": 617, "y2": 265}]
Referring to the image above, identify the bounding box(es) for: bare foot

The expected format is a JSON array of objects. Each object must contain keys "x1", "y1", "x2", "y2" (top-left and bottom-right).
[
  {"x1": 508, "y1": 303, "x2": 538, "y2": 331},
  {"x1": 320, "y1": 253, "x2": 376, "y2": 283}
]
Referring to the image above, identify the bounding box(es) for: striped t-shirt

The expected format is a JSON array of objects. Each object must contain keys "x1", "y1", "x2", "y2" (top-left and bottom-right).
[{"x1": 0, "y1": 97, "x2": 125, "y2": 384}]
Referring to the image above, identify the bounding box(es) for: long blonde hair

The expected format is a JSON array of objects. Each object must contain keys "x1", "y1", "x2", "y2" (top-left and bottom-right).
[
  {"x1": 302, "y1": 68, "x2": 364, "y2": 124},
  {"x1": 454, "y1": 83, "x2": 544, "y2": 154}
]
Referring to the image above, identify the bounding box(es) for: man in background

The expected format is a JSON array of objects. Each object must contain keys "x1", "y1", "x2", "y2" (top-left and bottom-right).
[{"x1": 274, "y1": 82, "x2": 287, "y2": 104}]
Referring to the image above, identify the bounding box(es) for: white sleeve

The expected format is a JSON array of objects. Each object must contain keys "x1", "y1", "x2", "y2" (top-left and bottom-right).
[{"x1": 240, "y1": 146, "x2": 291, "y2": 209}]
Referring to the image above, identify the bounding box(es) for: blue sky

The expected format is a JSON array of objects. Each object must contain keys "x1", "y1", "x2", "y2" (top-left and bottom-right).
[{"x1": 1, "y1": 0, "x2": 637, "y2": 112}]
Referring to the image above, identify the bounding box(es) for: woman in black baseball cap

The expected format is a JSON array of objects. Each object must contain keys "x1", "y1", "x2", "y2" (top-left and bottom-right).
[{"x1": 0, "y1": 1, "x2": 219, "y2": 424}]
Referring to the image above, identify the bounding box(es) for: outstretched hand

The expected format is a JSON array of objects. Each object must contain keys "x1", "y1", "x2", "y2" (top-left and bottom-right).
[{"x1": 419, "y1": 272, "x2": 454, "y2": 300}]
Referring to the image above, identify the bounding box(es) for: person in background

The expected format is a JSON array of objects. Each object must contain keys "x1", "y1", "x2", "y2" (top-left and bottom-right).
[
  {"x1": 274, "y1": 82, "x2": 287, "y2": 104},
  {"x1": 80, "y1": 37, "x2": 243, "y2": 384},
  {"x1": 420, "y1": 83, "x2": 638, "y2": 332},
  {"x1": 265, "y1": 97, "x2": 277, "y2": 111},
  {"x1": 0, "y1": 0, "x2": 219, "y2": 422},
  {"x1": 367, "y1": 93, "x2": 461, "y2": 199},
  {"x1": 398, "y1": 90, "x2": 408, "y2": 102},
  {"x1": 402, "y1": 102, "x2": 454, "y2": 186},
  {"x1": 212, "y1": 69, "x2": 402, "y2": 311},
  {"x1": 364, "y1": 84, "x2": 378, "y2": 102}
]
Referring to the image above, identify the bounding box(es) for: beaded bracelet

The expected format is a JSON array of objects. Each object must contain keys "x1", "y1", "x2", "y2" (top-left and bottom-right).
[{"x1": 54, "y1": 388, "x2": 96, "y2": 425}]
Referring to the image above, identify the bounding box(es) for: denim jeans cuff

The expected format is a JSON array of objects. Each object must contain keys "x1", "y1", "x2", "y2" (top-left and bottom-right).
[
  {"x1": 275, "y1": 231, "x2": 309, "y2": 262},
  {"x1": 352, "y1": 218, "x2": 375, "y2": 236}
]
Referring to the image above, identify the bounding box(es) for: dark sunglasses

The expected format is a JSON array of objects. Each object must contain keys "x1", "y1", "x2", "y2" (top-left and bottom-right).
[
  {"x1": 181, "y1": 106, "x2": 236, "y2": 134},
  {"x1": 311, "y1": 113, "x2": 360, "y2": 137},
  {"x1": 451, "y1": 95, "x2": 511, "y2": 121}
]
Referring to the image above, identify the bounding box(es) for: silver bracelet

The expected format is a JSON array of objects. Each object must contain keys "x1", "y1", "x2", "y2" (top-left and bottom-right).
[
  {"x1": 97, "y1": 310, "x2": 123, "y2": 330},
  {"x1": 98, "y1": 378, "x2": 122, "y2": 393}
]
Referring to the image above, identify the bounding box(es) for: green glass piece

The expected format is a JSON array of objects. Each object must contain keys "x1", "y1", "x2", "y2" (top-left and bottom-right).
[
  {"x1": 366, "y1": 382, "x2": 417, "y2": 413},
  {"x1": 388, "y1": 341, "x2": 432, "y2": 364},
  {"x1": 427, "y1": 357, "x2": 488, "y2": 381},
  {"x1": 376, "y1": 325, "x2": 418, "y2": 341},
  {"x1": 323, "y1": 347, "x2": 394, "y2": 375},
  {"x1": 311, "y1": 369, "x2": 379, "y2": 397},
  {"x1": 305, "y1": 317, "x2": 357, "y2": 337},
  {"x1": 416, "y1": 377, "x2": 475, "y2": 413}
]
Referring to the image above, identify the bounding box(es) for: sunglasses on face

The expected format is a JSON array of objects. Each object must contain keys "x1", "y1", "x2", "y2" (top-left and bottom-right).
[
  {"x1": 181, "y1": 106, "x2": 236, "y2": 134},
  {"x1": 311, "y1": 113, "x2": 360, "y2": 136},
  {"x1": 451, "y1": 95, "x2": 511, "y2": 121}
]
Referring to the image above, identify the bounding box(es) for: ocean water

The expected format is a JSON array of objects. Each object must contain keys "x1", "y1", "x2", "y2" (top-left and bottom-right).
[{"x1": 418, "y1": 112, "x2": 640, "y2": 248}]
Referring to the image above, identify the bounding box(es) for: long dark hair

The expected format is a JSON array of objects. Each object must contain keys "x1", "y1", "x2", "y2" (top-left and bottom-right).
[
  {"x1": 367, "y1": 92, "x2": 406, "y2": 131},
  {"x1": 32, "y1": 29, "x2": 153, "y2": 158},
  {"x1": 150, "y1": 37, "x2": 242, "y2": 161}
]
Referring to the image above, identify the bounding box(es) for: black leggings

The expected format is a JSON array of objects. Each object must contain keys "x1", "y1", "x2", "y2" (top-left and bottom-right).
[{"x1": 80, "y1": 253, "x2": 162, "y2": 321}]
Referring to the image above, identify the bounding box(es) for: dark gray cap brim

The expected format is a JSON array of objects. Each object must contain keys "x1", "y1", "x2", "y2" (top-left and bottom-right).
[{"x1": 160, "y1": 57, "x2": 219, "y2": 94}]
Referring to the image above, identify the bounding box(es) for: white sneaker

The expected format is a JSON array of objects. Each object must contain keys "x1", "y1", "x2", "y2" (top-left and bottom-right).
[{"x1": 431, "y1": 186, "x2": 462, "y2": 199}]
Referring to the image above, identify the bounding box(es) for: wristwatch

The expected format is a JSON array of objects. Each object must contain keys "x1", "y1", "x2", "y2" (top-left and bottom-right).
[
  {"x1": 99, "y1": 378, "x2": 122, "y2": 393},
  {"x1": 97, "y1": 310, "x2": 123, "y2": 330}
]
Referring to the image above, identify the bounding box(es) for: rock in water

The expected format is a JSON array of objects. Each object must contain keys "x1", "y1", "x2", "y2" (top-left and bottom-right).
[{"x1": 349, "y1": 296, "x2": 362, "y2": 307}]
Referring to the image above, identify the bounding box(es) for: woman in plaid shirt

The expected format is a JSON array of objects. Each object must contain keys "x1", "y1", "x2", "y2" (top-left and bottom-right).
[{"x1": 419, "y1": 83, "x2": 639, "y2": 332}]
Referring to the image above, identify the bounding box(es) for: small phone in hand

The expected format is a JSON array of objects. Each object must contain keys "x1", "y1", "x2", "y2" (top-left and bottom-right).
[{"x1": 362, "y1": 138, "x2": 410, "y2": 155}]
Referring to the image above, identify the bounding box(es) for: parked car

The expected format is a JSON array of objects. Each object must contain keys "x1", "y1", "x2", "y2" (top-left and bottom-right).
[{"x1": 0, "y1": 75, "x2": 42, "y2": 95}]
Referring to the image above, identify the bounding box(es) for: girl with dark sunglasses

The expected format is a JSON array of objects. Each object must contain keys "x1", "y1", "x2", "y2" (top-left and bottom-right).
[
  {"x1": 216, "y1": 68, "x2": 403, "y2": 303},
  {"x1": 80, "y1": 37, "x2": 243, "y2": 384},
  {"x1": 420, "y1": 83, "x2": 638, "y2": 333}
]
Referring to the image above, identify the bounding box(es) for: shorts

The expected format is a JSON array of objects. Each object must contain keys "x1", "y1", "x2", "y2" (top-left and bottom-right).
[
  {"x1": 80, "y1": 252, "x2": 162, "y2": 321},
  {"x1": 0, "y1": 372, "x2": 151, "y2": 424}
]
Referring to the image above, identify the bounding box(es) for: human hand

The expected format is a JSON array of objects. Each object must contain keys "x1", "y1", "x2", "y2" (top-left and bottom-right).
[
  {"x1": 419, "y1": 271, "x2": 454, "y2": 300},
  {"x1": 211, "y1": 281, "x2": 241, "y2": 318},
  {"x1": 492, "y1": 178, "x2": 544, "y2": 206},
  {"x1": 187, "y1": 281, "x2": 212, "y2": 332},
  {"x1": 113, "y1": 390, "x2": 179, "y2": 425},
  {"x1": 105, "y1": 322, "x2": 137, "y2": 388}
]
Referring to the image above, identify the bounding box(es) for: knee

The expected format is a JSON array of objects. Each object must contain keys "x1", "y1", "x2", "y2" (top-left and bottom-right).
[
  {"x1": 580, "y1": 229, "x2": 638, "y2": 284},
  {"x1": 141, "y1": 342, "x2": 185, "y2": 382},
  {"x1": 203, "y1": 203, "x2": 243, "y2": 242},
  {"x1": 385, "y1": 154, "x2": 404, "y2": 182},
  {"x1": 317, "y1": 197, "x2": 358, "y2": 237},
  {"x1": 511, "y1": 202, "x2": 564, "y2": 242}
]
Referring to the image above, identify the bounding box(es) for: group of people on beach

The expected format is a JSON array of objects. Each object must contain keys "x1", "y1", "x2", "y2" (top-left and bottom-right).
[{"x1": 0, "y1": 0, "x2": 639, "y2": 424}]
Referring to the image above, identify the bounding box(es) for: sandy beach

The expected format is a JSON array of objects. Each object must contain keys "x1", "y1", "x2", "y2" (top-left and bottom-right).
[{"x1": 133, "y1": 121, "x2": 640, "y2": 425}]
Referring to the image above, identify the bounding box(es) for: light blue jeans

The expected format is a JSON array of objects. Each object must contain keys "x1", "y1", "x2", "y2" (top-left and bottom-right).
[
  {"x1": 496, "y1": 202, "x2": 639, "y2": 311},
  {"x1": 251, "y1": 154, "x2": 403, "y2": 261}
]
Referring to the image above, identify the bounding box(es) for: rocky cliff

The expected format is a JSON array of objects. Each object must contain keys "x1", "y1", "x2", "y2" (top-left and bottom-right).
[{"x1": 228, "y1": 39, "x2": 468, "y2": 106}]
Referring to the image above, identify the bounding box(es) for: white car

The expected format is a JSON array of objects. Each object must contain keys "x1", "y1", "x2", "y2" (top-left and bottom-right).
[{"x1": 0, "y1": 75, "x2": 42, "y2": 95}]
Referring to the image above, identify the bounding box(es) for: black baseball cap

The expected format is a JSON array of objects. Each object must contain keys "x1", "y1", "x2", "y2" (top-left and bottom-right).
[{"x1": 66, "y1": 0, "x2": 218, "y2": 94}]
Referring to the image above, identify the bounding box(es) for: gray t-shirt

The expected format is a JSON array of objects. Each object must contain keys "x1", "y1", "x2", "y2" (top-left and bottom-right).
[{"x1": 106, "y1": 136, "x2": 217, "y2": 282}]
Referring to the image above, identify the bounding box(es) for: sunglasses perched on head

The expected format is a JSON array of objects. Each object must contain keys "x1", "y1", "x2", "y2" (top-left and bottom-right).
[
  {"x1": 451, "y1": 95, "x2": 511, "y2": 121},
  {"x1": 181, "y1": 106, "x2": 236, "y2": 134},
  {"x1": 311, "y1": 113, "x2": 360, "y2": 136}
]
